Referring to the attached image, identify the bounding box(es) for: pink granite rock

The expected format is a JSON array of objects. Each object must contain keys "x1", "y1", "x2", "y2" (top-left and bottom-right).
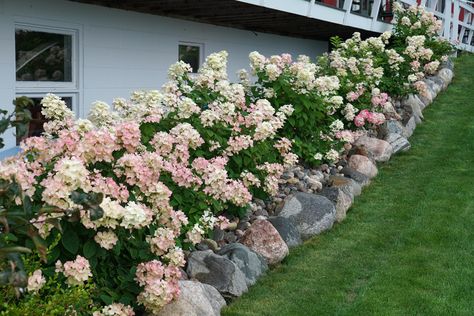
[
  {"x1": 348, "y1": 154, "x2": 378, "y2": 178},
  {"x1": 354, "y1": 136, "x2": 393, "y2": 162},
  {"x1": 240, "y1": 219, "x2": 289, "y2": 265}
]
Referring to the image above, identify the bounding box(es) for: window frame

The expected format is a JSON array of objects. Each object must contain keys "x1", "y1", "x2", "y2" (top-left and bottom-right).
[
  {"x1": 14, "y1": 23, "x2": 79, "y2": 93},
  {"x1": 178, "y1": 41, "x2": 204, "y2": 74}
]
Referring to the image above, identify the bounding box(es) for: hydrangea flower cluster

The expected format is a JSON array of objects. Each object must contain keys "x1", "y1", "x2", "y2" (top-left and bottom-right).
[
  {"x1": 0, "y1": 50, "x2": 294, "y2": 314},
  {"x1": 0, "y1": 5, "x2": 452, "y2": 313}
]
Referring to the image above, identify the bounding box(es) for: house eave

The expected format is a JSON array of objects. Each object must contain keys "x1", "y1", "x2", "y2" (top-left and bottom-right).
[{"x1": 67, "y1": 0, "x2": 381, "y2": 40}]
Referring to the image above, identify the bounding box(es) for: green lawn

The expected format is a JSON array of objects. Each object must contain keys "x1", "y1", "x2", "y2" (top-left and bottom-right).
[{"x1": 222, "y1": 54, "x2": 474, "y2": 316}]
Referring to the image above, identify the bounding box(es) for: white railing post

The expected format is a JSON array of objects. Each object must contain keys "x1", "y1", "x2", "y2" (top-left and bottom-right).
[
  {"x1": 307, "y1": 0, "x2": 316, "y2": 16},
  {"x1": 443, "y1": 0, "x2": 452, "y2": 40},
  {"x1": 343, "y1": 0, "x2": 354, "y2": 23},
  {"x1": 452, "y1": 0, "x2": 460, "y2": 43},
  {"x1": 370, "y1": 0, "x2": 382, "y2": 28}
]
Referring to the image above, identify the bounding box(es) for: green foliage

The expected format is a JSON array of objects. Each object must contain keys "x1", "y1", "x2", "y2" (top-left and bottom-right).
[
  {"x1": 0, "y1": 277, "x2": 97, "y2": 316},
  {"x1": 223, "y1": 55, "x2": 474, "y2": 316},
  {"x1": 251, "y1": 64, "x2": 343, "y2": 166},
  {"x1": 0, "y1": 97, "x2": 32, "y2": 149}
]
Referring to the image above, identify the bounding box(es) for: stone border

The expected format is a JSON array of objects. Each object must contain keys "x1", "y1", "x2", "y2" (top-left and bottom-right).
[{"x1": 157, "y1": 62, "x2": 455, "y2": 316}]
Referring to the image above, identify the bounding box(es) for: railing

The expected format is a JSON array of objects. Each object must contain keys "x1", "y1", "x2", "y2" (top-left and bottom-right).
[{"x1": 238, "y1": 0, "x2": 474, "y2": 52}]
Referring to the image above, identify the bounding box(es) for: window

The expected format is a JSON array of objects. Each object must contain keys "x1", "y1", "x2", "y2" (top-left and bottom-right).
[
  {"x1": 15, "y1": 24, "x2": 78, "y2": 90},
  {"x1": 16, "y1": 29, "x2": 73, "y2": 82},
  {"x1": 16, "y1": 96, "x2": 73, "y2": 144},
  {"x1": 178, "y1": 43, "x2": 203, "y2": 73},
  {"x1": 14, "y1": 23, "x2": 80, "y2": 143}
]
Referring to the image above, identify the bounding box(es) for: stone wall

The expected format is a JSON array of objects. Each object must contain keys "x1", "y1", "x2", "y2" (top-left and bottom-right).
[{"x1": 157, "y1": 62, "x2": 455, "y2": 316}]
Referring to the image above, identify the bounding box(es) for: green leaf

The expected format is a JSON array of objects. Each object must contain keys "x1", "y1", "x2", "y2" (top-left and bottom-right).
[
  {"x1": 62, "y1": 230, "x2": 80, "y2": 254},
  {"x1": 100, "y1": 294, "x2": 114, "y2": 305},
  {"x1": 83, "y1": 240, "x2": 98, "y2": 258},
  {"x1": 232, "y1": 155, "x2": 243, "y2": 168}
]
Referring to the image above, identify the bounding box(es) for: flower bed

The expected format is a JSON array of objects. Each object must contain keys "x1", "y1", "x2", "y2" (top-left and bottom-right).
[{"x1": 0, "y1": 3, "x2": 455, "y2": 315}]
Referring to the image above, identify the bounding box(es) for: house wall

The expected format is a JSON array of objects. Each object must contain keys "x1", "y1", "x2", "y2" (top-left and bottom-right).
[{"x1": 0, "y1": 0, "x2": 327, "y2": 149}]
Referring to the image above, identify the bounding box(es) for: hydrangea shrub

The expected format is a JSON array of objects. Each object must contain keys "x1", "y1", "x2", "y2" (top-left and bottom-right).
[{"x1": 0, "y1": 3, "x2": 454, "y2": 314}]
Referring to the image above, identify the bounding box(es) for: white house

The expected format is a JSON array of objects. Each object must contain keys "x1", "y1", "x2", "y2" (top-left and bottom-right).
[{"x1": 0, "y1": 0, "x2": 470, "y2": 150}]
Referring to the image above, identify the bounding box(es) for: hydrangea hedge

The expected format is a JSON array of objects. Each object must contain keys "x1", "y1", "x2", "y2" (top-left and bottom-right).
[{"x1": 0, "y1": 3, "x2": 454, "y2": 315}]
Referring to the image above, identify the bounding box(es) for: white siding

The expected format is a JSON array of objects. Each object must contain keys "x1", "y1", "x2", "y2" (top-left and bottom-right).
[{"x1": 0, "y1": 0, "x2": 327, "y2": 148}]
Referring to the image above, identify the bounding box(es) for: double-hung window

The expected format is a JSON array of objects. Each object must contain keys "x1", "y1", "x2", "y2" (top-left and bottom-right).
[{"x1": 14, "y1": 23, "x2": 79, "y2": 141}]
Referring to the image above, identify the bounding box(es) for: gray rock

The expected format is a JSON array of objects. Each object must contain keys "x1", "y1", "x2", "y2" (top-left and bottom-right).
[
  {"x1": 218, "y1": 243, "x2": 268, "y2": 286},
  {"x1": 402, "y1": 94, "x2": 425, "y2": 121},
  {"x1": 442, "y1": 58, "x2": 454, "y2": 71},
  {"x1": 385, "y1": 133, "x2": 411, "y2": 154},
  {"x1": 425, "y1": 78, "x2": 442, "y2": 95},
  {"x1": 277, "y1": 193, "x2": 336, "y2": 240},
  {"x1": 212, "y1": 228, "x2": 225, "y2": 242},
  {"x1": 310, "y1": 170, "x2": 325, "y2": 182},
  {"x1": 320, "y1": 187, "x2": 353, "y2": 223},
  {"x1": 379, "y1": 120, "x2": 404, "y2": 138},
  {"x1": 438, "y1": 68, "x2": 454, "y2": 88},
  {"x1": 340, "y1": 167, "x2": 370, "y2": 188},
  {"x1": 186, "y1": 250, "x2": 248, "y2": 297},
  {"x1": 268, "y1": 216, "x2": 302, "y2": 247},
  {"x1": 403, "y1": 116, "x2": 416, "y2": 138},
  {"x1": 424, "y1": 79, "x2": 438, "y2": 98},
  {"x1": 156, "y1": 280, "x2": 226, "y2": 316},
  {"x1": 329, "y1": 175, "x2": 362, "y2": 196},
  {"x1": 418, "y1": 87, "x2": 434, "y2": 107},
  {"x1": 427, "y1": 75, "x2": 445, "y2": 92}
]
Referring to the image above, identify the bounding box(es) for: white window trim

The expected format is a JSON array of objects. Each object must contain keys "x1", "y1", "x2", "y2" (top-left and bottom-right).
[
  {"x1": 14, "y1": 23, "x2": 79, "y2": 92},
  {"x1": 15, "y1": 92, "x2": 79, "y2": 116},
  {"x1": 178, "y1": 41, "x2": 205, "y2": 73}
]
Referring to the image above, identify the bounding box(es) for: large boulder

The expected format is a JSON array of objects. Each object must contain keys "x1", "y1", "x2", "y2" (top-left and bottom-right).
[
  {"x1": 268, "y1": 216, "x2": 302, "y2": 248},
  {"x1": 329, "y1": 175, "x2": 362, "y2": 196},
  {"x1": 277, "y1": 193, "x2": 336, "y2": 240},
  {"x1": 240, "y1": 219, "x2": 289, "y2": 265},
  {"x1": 339, "y1": 167, "x2": 370, "y2": 188},
  {"x1": 418, "y1": 88, "x2": 434, "y2": 107},
  {"x1": 403, "y1": 116, "x2": 416, "y2": 138},
  {"x1": 156, "y1": 281, "x2": 226, "y2": 316},
  {"x1": 385, "y1": 133, "x2": 411, "y2": 154},
  {"x1": 424, "y1": 78, "x2": 441, "y2": 96},
  {"x1": 217, "y1": 243, "x2": 268, "y2": 286},
  {"x1": 379, "y1": 120, "x2": 404, "y2": 138},
  {"x1": 354, "y1": 136, "x2": 393, "y2": 162},
  {"x1": 402, "y1": 94, "x2": 425, "y2": 121},
  {"x1": 427, "y1": 75, "x2": 445, "y2": 92},
  {"x1": 320, "y1": 187, "x2": 353, "y2": 223},
  {"x1": 438, "y1": 68, "x2": 454, "y2": 88},
  {"x1": 348, "y1": 155, "x2": 378, "y2": 178},
  {"x1": 186, "y1": 250, "x2": 247, "y2": 297}
]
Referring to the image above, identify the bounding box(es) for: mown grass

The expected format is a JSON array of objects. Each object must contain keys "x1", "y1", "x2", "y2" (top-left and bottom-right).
[{"x1": 223, "y1": 54, "x2": 474, "y2": 316}]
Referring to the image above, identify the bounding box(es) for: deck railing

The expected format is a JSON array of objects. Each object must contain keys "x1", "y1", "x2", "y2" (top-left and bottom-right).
[{"x1": 238, "y1": 0, "x2": 474, "y2": 52}]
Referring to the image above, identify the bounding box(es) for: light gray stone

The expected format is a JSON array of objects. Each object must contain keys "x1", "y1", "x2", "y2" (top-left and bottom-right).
[
  {"x1": 402, "y1": 94, "x2": 425, "y2": 120},
  {"x1": 403, "y1": 116, "x2": 416, "y2": 138},
  {"x1": 340, "y1": 167, "x2": 370, "y2": 188},
  {"x1": 277, "y1": 193, "x2": 336, "y2": 240},
  {"x1": 217, "y1": 243, "x2": 267, "y2": 286},
  {"x1": 320, "y1": 187, "x2": 353, "y2": 223},
  {"x1": 186, "y1": 250, "x2": 248, "y2": 297},
  {"x1": 385, "y1": 133, "x2": 411, "y2": 154},
  {"x1": 156, "y1": 281, "x2": 226, "y2": 316},
  {"x1": 354, "y1": 136, "x2": 393, "y2": 162},
  {"x1": 438, "y1": 68, "x2": 454, "y2": 88},
  {"x1": 379, "y1": 120, "x2": 404, "y2": 139},
  {"x1": 418, "y1": 87, "x2": 435, "y2": 107},
  {"x1": 329, "y1": 175, "x2": 363, "y2": 196},
  {"x1": 268, "y1": 216, "x2": 302, "y2": 247},
  {"x1": 424, "y1": 78, "x2": 441, "y2": 95},
  {"x1": 348, "y1": 155, "x2": 378, "y2": 178}
]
